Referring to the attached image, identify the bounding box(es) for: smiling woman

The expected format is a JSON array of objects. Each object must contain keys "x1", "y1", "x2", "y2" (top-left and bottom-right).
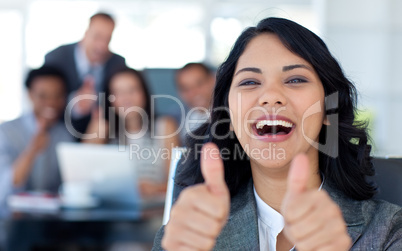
[
  {"x1": 228, "y1": 33, "x2": 326, "y2": 176},
  {"x1": 152, "y1": 17, "x2": 402, "y2": 251},
  {"x1": 83, "y1": 67, "x2": 181, "y2": 198}
]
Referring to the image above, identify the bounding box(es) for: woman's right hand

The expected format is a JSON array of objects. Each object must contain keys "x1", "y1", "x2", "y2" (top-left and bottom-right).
[
  {"x1": 162, "y1": 143, "x2": 230, "y2": 251},
  {"x1": 82, "y1": 107, "x2": 109, "y2": 144}
]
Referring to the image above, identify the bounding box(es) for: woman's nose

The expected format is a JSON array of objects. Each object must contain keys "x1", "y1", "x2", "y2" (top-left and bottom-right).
[{"x1": 258, "y1": 82, "x2": 287, "y2": 107}]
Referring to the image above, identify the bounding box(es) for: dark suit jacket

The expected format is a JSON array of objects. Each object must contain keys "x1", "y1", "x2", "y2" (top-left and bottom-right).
[
  {"x1": 44, "y1": 42, "x2": 126, "y2": 93},
  {"x1": 44, "y1": 43, "x2": 126, "y2": 135},
  {"x1": 152, "y1": 179, "x2": 402, "y2": 250}
]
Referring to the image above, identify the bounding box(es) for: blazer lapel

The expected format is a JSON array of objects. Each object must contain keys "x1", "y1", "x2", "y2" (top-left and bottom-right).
[
  {"x1": 67, "y1": 43, "x2": 82, "y2": 92},
  {"x1": 215, "y1": 180, "x2": 260, "y2": 251},
  {"x1": 323, "y1": 182, "x2": 365, "y2": 246},
  {"x1": 212, "y1": 179, "x2": 366, "y2": 250}
]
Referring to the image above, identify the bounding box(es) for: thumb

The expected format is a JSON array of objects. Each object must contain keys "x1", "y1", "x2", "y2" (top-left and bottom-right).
[
  {"x1": 286, "y1": 153, "x2": 310, "y2": 196},
  {"x1": 201, "y1": 143, "x2": 228, "y2": 197}
]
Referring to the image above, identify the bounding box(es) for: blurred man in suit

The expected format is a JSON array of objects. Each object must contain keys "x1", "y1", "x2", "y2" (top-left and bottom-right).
[
  {"x1": 173, "y1": 63, "x2": 215, "y2": 144},
  {"x1": 44, "y1": 12, "x2": 126, "y2": 137}
]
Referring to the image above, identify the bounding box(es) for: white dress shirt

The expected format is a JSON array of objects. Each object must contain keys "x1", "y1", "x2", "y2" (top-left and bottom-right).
[
  {"x1": 71, "y1": 44, "x2": 105, "y2": 118},
  {"x1": 254, "y1": 179, "x2": 324, "y2": 251},
  {"x1": 74, "y1": 43, "x2": 104, "y2": 92}
]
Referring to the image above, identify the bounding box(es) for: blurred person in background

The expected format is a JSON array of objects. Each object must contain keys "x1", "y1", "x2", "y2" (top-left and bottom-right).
[
  {"x1": 44, "y1": 12, "x2": 126, "y2": 137},
  {"x1": 0, "y1": 66, "x2": 73, "y2": 207},
  {"x1": 85, "y1": 67, "x2": 180, "y2": 197},
  {"x1": 172, "y1": 63, "x2": 215, "y2": 144}
]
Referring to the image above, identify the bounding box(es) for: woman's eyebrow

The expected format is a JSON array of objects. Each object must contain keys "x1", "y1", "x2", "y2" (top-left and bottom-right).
[
  {"x1": 234, "y1": 67, "x2": 262, "y2": 76},
  {"x1": 282, "y1": 64, "x2": 313, "y2": 72}
]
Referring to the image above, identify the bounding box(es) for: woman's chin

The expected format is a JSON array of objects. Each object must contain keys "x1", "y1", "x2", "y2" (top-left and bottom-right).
[{"x1": 248, "y1": 152, "x2": 293, "y2": 172}]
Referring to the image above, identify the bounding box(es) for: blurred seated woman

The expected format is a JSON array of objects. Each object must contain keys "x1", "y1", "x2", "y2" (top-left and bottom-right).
[{"x1": 85, "y1": 68, "x2": 180, "y2": 198}]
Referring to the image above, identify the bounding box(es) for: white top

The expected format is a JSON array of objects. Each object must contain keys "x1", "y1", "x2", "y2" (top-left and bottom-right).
[{"x1": 254, "y1": 179, "x2": 324, "y2": 251}]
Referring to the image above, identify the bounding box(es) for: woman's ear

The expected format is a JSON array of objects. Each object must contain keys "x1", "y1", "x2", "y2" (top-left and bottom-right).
[
  {"x1": 229, "y1": 123, "x2": 234, "y2": 131},
  {"x1": 323, "y1": 115, "x2": 330, "y2": 126}
]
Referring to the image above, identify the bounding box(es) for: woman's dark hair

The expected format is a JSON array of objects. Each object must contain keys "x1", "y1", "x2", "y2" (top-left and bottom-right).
[
  {"x1": 104, "y1": 67, "x2": 152, "y2": 144},
  {"x1": 176, "y1": 17, "x2": 376, "y2": 200}
]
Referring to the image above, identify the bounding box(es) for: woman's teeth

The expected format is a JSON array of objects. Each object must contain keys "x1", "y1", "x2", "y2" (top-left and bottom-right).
[{"x1": 255, "y1": 120, "x2": 293, "y2": 129}]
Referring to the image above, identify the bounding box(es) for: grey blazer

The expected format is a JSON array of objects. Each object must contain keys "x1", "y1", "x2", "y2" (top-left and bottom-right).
[{"x1": 152, "y1": 179, "x2": 402, "y2": 250}]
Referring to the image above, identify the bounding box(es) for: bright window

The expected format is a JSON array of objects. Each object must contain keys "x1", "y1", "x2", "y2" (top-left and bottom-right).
[{"x1": 0, "y1": 10, "x2": 23, "y2": 122}]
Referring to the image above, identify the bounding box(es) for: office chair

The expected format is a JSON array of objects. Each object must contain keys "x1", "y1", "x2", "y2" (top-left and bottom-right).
[{"x1": 372, "y1": 158, "x2": 402, "y2": 207}]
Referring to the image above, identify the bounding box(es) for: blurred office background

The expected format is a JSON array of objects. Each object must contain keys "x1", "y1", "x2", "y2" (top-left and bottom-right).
[{"x1": 0, "y1": 0, "x2": 401, "y2": 156}]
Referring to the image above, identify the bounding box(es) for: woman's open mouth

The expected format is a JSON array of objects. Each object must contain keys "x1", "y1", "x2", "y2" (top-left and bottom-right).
[{"x1": 252, "y1": 116, "x2": 295, "y2": 142}]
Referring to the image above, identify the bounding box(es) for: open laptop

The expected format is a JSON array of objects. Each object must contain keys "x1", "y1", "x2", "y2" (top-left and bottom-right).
[{"x1": 56, "y1": 142, "x2": 164, "y2": 208}]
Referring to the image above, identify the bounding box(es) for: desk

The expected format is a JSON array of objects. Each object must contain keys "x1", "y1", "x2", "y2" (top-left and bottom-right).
[{"x1": 0, "y1": 203, "x2": 164, "y2": 251}]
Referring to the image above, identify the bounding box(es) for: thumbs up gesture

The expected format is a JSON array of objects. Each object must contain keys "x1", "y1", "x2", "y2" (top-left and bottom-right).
[
  {"x1": 162, "y1": 143, "x2": 230, "y2": 251},
  {"x1": 281, "y1": 154, "x2": 352, "y2": 251}
]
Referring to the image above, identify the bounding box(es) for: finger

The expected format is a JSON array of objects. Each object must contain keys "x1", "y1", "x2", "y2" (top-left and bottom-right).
[
  {"x1": 286, "y1": 192, "x2": 342, "y2": 240},
  {"x1": 164, "y1": 221, "x2": 216, "y2": 251},
  {"x1": 184, "y1": 210, "x2": 224, "y2": 238},
  {"x1": 287, "y1": 153, "x2": 310, "y2": 196},
  {"x1": 175, "y1": 245, "x2": 200, "y2": 251},
  {"x1": 177, "y1": 185, "x2": 227, "y2": 221},
  {"x1": 201, "y1": 143, "x2": 228, "y2": 197},
  {"x1": 294, "y1": 215, "x2": 348, "y2": 250},
  {"x1": 161, "y1": 235, "x2": 196, "y2": 251},
  {"x1": 162, "y1": 240, "x2": 203, "y2": 251},
  {"x1": 285, "y1": 203, "x2": 323, "y2": 241},
  {"x1": 173, "y1": 193, "x2": 226, "y2": 237},
  {"x1": 177, "y1": 230, "x2": 215, "y2": 251}
]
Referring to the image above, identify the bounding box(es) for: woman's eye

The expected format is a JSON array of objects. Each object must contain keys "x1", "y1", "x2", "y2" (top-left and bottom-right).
[
  {"x1": 287, "y1": 78, "x2": 307, "y2": 84},
  {"x1": 239, "y1": 80, "x2": 260, "y2": 86}
]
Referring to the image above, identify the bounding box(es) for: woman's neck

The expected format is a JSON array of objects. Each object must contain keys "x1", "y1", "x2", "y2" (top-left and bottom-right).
[{"x1": 251, "y1": 155, "x2": 321, "y2": 212}]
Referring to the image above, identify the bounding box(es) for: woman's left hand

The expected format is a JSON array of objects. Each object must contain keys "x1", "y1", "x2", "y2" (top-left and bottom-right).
[
  {"x1": 281, "y1": 154, "x2": 352, "y2": 251},
  {"x1": 82, "y1": 107, "x2": 109, "y2": 144}
]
